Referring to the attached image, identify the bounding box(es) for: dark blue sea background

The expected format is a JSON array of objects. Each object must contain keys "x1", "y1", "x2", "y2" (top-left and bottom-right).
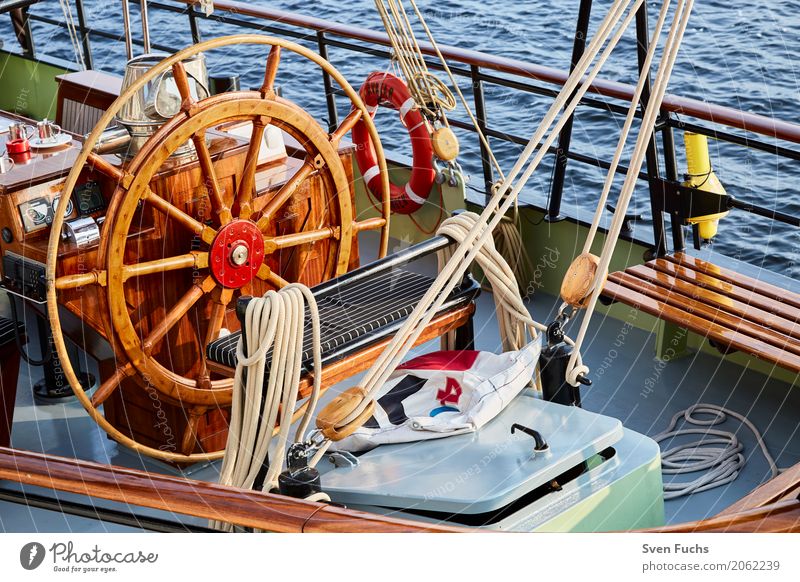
[{"x1": 6, "y1": 0, "x2": 800, "y2": 276}]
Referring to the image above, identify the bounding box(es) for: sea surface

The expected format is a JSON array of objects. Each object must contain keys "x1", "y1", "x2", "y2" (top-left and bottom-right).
[{"x1": 7, "y1": 0, "x2": 800, "y2": 275}]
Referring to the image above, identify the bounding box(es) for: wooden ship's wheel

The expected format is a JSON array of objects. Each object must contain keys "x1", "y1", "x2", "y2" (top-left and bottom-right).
[{"x1": 47, "y1": 35, "x2": 391, "y2": 463}]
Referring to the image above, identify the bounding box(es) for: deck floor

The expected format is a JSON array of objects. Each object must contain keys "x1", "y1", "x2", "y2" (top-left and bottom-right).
[{"x1": 1, "y1": 243, "x2": 798, "y2": 531}]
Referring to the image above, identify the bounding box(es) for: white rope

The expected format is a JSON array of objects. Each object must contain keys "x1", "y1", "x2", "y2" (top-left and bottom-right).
[
  {"x1": 326, "y1": 0, "x2": 643, "y2": 433},
  {"x1": 58, "y1": 0, "x2": 86, "y2": 70},
  {"x1": 655, "y1": 403, "x2": 785, "y2": 500},
  {"x1": 212, "y1": 284, "x2": 321, "y2": 532},
  {"x1": 565, "y1": 0, "x2": 694, "y2": 385},
  {"x1": 375, "y1": 0, "x2": 456, "y2": 123},
  {"x1": 437, "y1": 212, "x2": 543, "y2": 352}
]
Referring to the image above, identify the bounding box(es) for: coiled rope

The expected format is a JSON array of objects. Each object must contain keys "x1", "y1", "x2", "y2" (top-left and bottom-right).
[
  {"x1": 212, "y1": 284, "x2": 322, "y2": 531},
  {"x1": 655, "y1": 403, "x2": 785, "y2": 500}
]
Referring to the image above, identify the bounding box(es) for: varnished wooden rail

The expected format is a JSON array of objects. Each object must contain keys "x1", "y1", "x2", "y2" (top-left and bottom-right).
[
  {"x1": 180, "y1": 0, "x2": 800, "y2": 146},
  {"x1": 2, "y1": 446, "x2": 797, "y2": 532},
  {"x1": 0, "y1": 447, "x2": 466, "y2": 533}
]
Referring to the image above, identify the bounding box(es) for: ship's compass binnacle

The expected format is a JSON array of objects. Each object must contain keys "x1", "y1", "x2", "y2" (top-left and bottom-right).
[{"x1": 46, "y1": 35, "x2": 392, "y2": 464}]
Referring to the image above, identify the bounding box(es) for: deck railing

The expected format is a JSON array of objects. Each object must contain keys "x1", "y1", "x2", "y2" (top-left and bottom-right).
[{"x1": 15, "y1": 0, "x2": 800, "y2": 255}]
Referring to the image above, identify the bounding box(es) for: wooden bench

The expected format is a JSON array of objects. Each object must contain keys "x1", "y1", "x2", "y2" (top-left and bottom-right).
[{"x1": 602, "y1": 252, "x2": 800, "y2": 373}]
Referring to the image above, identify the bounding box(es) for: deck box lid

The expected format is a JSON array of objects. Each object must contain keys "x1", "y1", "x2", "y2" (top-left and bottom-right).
[{"x1": 320, "y1": 391, "x2": 624, "y2": 514}]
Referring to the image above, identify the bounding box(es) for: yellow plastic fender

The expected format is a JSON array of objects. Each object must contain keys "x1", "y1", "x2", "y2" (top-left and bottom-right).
[{"x1": 683, "y1": 132, "x2": 728, "y2": 240}]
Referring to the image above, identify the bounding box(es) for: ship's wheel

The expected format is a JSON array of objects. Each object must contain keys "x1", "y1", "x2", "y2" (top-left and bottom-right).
[{"x1": 47, "y1": 35, "x2": 391, "y2": 463}]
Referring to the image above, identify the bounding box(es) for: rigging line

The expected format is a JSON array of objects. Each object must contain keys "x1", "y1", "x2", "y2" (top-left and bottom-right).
[
  {"x1": 406, "y1": 0, "x2": 503, "y2": 180},
  {"x1": 58, "y1": 0, "x2": 86, "y2": 70},
  {"x1": 332, "y1": 0, "x2": 641, "y2": 429},
  {"x1": 566, "y1": 0, "x2": 694, "y2": 385},
  {"x1": 213, "y1": 284, "x2": 321, "y2": 531}
]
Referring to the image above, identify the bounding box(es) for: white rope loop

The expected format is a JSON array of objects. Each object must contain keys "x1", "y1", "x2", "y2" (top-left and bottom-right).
[
  {"x1": 655, "y1": 404, "x2": 784, "y2": 500},
  {"x1": 213, "y1": 284, "x2": 321, "y2": 531},
  {"x1": 437, "y1": 212, "x2": 542, "y2": 353}
]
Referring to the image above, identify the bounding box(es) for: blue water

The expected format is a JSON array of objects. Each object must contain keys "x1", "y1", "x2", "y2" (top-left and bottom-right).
[{"x1": 8, "y1": 0, "x2": 800, "y2": 275}]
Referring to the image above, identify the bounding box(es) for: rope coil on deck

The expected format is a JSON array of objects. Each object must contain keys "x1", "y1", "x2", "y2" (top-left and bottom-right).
[
  {"x1": 655, "y1": 403, "x2": 785, "y2": 500},
  {"x1": 213, "y1": 284, "x2": 322, "y2": 531}
]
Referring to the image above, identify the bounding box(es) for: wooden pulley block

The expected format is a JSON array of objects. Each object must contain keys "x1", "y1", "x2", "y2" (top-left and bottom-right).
[
  {"x1": 560, "y1": 252, "x2": 607, "y2": 308},
  {"x1": 316, "y1": 386, "x2": 375, "y2": 441},
  {"x1": 431, "y1": 126, "x2": 460, "y2": 162}
]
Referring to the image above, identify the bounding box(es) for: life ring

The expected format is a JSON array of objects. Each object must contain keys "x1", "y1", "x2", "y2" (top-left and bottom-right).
[{"x1": 352, "y1": 72, "x2": 435, "y2": 214}]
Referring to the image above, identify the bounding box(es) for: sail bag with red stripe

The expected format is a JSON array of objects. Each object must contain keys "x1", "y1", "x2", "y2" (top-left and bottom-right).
[{"x1": 333, "y1": 341, "x2": 541, "y2": 452}]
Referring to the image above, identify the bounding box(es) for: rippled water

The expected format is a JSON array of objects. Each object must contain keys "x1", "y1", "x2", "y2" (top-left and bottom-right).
[{"x1": 10, "y1": 0, "x2": 800, "y2": 275}]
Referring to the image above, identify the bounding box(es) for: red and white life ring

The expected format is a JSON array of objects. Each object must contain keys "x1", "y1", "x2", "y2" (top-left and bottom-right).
[{"x1": 352, "y1": 72, "x2": 435, "y2": 215}]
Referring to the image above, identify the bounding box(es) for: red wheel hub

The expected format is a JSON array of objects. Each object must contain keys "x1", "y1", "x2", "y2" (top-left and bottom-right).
[{"x1": 209, "y1": 220, "x2": 265, "y2": 289}]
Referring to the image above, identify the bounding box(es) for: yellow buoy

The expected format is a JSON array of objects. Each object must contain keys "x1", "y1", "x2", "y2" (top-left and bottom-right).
[{"x1": 683, "y1": 132, "x2": 728, "y2": 240}]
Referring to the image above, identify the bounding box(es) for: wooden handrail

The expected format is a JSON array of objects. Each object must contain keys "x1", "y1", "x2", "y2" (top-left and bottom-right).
[
  {"x1": 0, "y1": 447, "x2": 466, "y2": 533},
  {"x1": 2, "y1": 446, "x2": 798, "y2": 532},
  {"x1": 640, "y1": 498, "x2": 800, "y2": 533},
  {"x1": 179, "y1": 0, "x2": 800, "y2": 146}
]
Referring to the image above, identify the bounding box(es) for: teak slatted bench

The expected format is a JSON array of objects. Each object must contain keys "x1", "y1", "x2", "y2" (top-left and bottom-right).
[{"x1": 601, "y1": 252, "x2": 800, "y2": 373}]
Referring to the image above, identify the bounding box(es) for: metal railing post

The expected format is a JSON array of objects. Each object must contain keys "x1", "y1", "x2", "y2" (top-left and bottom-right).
[
  {"x1": 470, "y1": 65, "x2": 493, "y2": 204},
  {"x1": 317, "y1": 31, "x2": 339, "y2": 133},
  {"x1": 74, "y1": 0, "x2": 93, "y2": 69},
  {"x1": 547, "y1": 0, "x2": 594, "y2": 222},
  {"x1": 635, "y1": 2, "x2": 668, "y2": 258},
  {"x1": 188, "y1": 3, "x2": 202, "y2": 44},
  {"x1": 660, "y1": 113, "x2": 685, "y2": 252}
]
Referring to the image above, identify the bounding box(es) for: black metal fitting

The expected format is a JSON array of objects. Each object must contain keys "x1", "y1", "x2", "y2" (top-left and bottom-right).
[{"x1": 511, "y1": 423, "x2": 549, "y2": 452}]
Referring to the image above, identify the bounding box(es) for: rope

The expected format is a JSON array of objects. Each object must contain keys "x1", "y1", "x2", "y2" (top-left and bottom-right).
[
  {"x1": 212, "y1": 284, "x2": 321, "y2": 531},
  {"x1": 58, "y1": 0, "x2": 86, "y2": 70},
  {"x1": 375, "y1": 0, "x2": 456, "y2": 123},
  {"x1": 314, "y1": 0, "x2": 643, "y2": 440},
  {"x1": 377, "y1": 2, "x2": 534, "y2": 292},
  {"x1": 437, "y1": 212, "x2": 543, "y2": 353},
  {"x1": 655, "y1": 403, "x2": 785, "y2": 500},
  {"x1": 565, "y1": 0, "x2": 694, "y2": 385}
]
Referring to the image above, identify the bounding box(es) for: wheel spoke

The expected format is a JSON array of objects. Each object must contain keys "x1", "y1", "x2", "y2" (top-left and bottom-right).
[
  {"x1": 260, "y1": 45, "x2": 282, "y2": 97},
  {"x1": 171, "y1": 61, "x2": 195, "y2": 113},
  {"x1": 192, "y1": 129, "x2": 233, "y2": 225},
  {"x1": 234, "y1": 118, "x2": 268, "y2": 221},
  {"x1": 256, "y1": 264, "x2": 289, "y2": 288},
  {"x1": 91, "y1": 363, "x2": 134, "y2": 408},
  {"x1": 87, "y1": 152, "x2": 129, "y2": 187},
  {"x1": 203, "y1": 287, "x2": 234, "y2": 350},
  {"x1": 141, "y1": 187, "x2": 217, "y2": 245},
  {"x1": 55, "y1": 270, "x2": 107, "y2": 290},
  {"x1": 180, "y1": 406, "x2": 208, "y2": 455},
  {"x1": 353, "y1": 217, "x2": 387, "y2": 233},
  {"x1": 122, "y1": 252, "x2": 208, "y2": 282},
  {"x1": 263, "y1": 227, "x2": 338, "y2": 254},
  {"x1": 255, "y1": 159, "x2": 315, "y2": 231},
  {"x1": 329, "y1": 108, "x2": 363, "y2": 147},
  {"x1": 142, "y1": 275, "x2": 216, "y2": 354}
]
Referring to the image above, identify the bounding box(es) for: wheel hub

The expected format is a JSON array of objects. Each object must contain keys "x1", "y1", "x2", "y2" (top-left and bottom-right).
[{"x1": 209, "y1": 219, "x2": 265, "y2": 289}]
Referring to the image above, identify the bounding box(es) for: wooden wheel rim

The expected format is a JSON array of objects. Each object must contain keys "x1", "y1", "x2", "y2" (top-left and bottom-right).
[
  {"x1": 106, "y1": 95, "x2": 353, "y2": 405},
  {"x1": 46, "y1": 34, "x2": 391, "y2": 463}
]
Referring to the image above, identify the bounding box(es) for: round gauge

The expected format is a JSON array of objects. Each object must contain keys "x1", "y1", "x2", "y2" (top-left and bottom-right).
[
  {"x1": 26, "y1": 204, "x2": 49, "y2": 225},
  {"x1": 53, "y1": 196, "x2": 74, "y2": 217}
]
